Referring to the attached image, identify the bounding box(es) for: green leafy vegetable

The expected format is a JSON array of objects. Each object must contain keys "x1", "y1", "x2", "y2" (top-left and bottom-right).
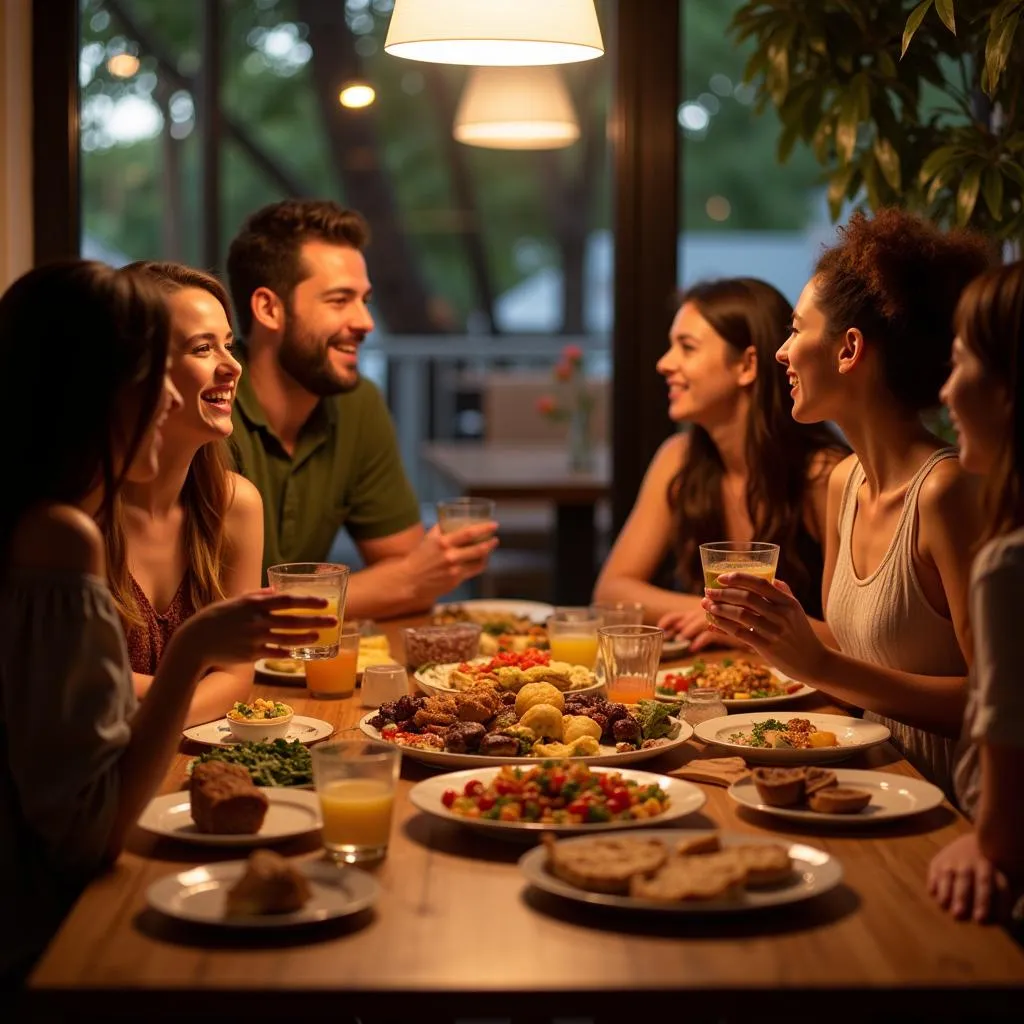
[
  {"x1": 748, "y1": 718, "x2": 787, "y2": 748},
  {"x1": 188, "y1": 738, "x2": 312, "y2": 787},
  {"x1": 634, "y1": 699, "x2": 675, "y2": 740}
]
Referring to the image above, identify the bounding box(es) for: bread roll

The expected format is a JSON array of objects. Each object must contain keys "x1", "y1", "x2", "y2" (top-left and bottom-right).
[
  {"x1": 225, "y1": 850, "x2": 311, "y2": 916},
  {"x1": 189, "y1": 761, "x2": 269, "y2": 835},
  {"x1": 808, "y1": 786, "x2": 872, "y2": 814}
]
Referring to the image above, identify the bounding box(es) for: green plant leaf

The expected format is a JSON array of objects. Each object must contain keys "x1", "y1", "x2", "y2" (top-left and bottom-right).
[
  {"x1": 873, "y1": 136, "x2": 902, "y2": 190},
  {"x1": 836, "y1": 90, "x2": 861, "y2": 164},
  {"x1": 984, "y1": 10, "x2": 1021, "y2": 97},
  {"x1": 999, "y1": 159, "x2": 1024, "y2": 189},
  {"x1": 935, "y1": 0, "x2": 956, "y2": 34},
  {"x1": 957, "y1": 164, "x2": 983, "y2": 225},
  {"x1": 878, "y1": 50, "x2": 898, "y2": 80},
  {"x1": 919, "y1": 145, "x2": 965, "y2": 182},
  {"x1": 902, "y1": 0, "x2": 934, "y2": 58},
  {"x1": 982, "y1": 166, "x2": 1005, "y2": 220},
  {"x1": 828, "y1": 165, "x2": 856, "y2": 220}
]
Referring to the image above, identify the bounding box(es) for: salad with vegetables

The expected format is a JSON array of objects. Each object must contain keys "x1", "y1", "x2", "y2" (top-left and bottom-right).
[
  {"x1": 441, "y1": 761, "x2": 669, "y2": 823},
  {"x1": 657, "y1": 658, "x2": 802, "y2": 701}
]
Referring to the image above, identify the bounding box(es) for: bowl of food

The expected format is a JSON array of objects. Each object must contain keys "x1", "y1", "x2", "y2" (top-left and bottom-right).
[
  {"x1": 225, "y1": 698, "x2": 295, "y2": 742},
  {"x1": 403, "y1": 623, "x2": 481, "y2": 671}
]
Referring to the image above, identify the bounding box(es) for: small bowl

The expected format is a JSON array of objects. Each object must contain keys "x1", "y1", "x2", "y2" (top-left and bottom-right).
[
  {"x1": 225, "y1": 707, "x2": 294, "y2": 743},
  {"x1": 403, "y1": 623, "x2": 482, "y2": 671}
]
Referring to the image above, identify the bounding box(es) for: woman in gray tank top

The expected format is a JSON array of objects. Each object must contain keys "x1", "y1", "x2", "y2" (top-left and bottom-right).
[{"x1": 701, "y1": 209, "x2": 990, "y2": 796}]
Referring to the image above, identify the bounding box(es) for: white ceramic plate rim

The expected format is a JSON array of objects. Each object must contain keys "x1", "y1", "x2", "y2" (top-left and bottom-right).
[
  {"x1": 409, "y1": 766, "x2": 706, "y2": 834},
  {"x1": 137, "y1": 787, "x2": 323, "y2": 846},
  {"x1": 358, "y1": 710, "x2": 693, "y2": 769},
  {"x1": 432, "y1": 599, "x2": 555, "y2": 624},
  {"x1": 254, "y1": 657, "x2": 306, "y2": 680},
  {"x1": 146, "y1": 859, "x2": 379, "y2": 927},
  {"x1": 654, "y1": 665, "x2": 816, "y2": 709},
  {"x1": 413, "y1": 657, "x2": 602, "y2": 698},
  {"x1": 183, "y1": 715, "x2": 334, "y2": 749},
  {"x1": 727, "y1": 768, "x2": 945, "y2": 823},
  {"x1": 693, "y1": 712, "x2": 890, "y2": 763},
  {"x1": 519, "y1": 829, "x2": 842, "y2": 913}
]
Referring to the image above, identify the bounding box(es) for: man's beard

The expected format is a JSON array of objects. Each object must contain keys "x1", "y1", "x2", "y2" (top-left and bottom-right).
[{"x1": 277, "y1": 319, "x2": 359, "y2": 397}]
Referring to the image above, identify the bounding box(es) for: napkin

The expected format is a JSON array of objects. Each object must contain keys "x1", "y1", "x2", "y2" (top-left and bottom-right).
[{"x1": 670, "y1": 756, "x2": 750, "y2": 787}]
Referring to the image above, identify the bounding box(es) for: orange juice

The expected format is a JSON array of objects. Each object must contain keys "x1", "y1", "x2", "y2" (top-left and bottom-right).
[
  {"x1": 606, "y1": 673, "x2": 655, "y2": 704},
  {"x1": 319, "y1": 778, "x2": 394, "y2": 849},
  {"x1": 548, "y1": 633, "x2": 599, "y2": 669},
  {"x1": 271, "y1": 593, "x2": 340, "y2": 647},
  {"x1": 305, "y1": 646, "x2": 358, "y2": 698},
  {"x1": 703, "y1": 562, "x2": 775, "y2": 623}
]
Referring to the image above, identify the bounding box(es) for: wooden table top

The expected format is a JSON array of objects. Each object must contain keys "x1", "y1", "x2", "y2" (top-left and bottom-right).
[
  {"x1": 27, "y1": 618, "x2": 1024, "y2": 1018},
  {"x1": 421, "y1": 441, "x2": 610, "y2": 502}
]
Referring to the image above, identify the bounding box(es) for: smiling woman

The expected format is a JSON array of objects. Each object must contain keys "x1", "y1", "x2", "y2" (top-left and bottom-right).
[{"x1": 102, "y1": 261, "x2": 267, "y2": 728}]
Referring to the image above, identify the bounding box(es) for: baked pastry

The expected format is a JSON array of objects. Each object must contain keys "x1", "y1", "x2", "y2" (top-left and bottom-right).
[
  {"x1": 727, "y1": 844, "x2": 793, "y2": 886},
  {"x1": 675, "y1": 833, "x2": 722, "y2": 857},
  {"x1": 189, "y1": 761, "x2": 269, "y2": 834},
  {"x1": 224, "y1": 850, "x2": 311, "y2": 916},
  {"x1": 630, "y1": 856, "x2": 746, "y2": 903},
  {"x1": 808, "y1": 786, "x2": 872, "y2": 814},
  {"x1": 752, "y1": 766, "x2": 806, "y2": 807},
  {"x1": 803, "y1": 767, "x2": 838, "y2": 795},
  {"x1": 543, "y1": 835, "x2": 668, "y2": 894}
]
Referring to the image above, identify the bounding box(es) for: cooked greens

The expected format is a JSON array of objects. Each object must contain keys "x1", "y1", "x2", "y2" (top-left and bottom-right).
[{"x1": 188, "y1": 738, "x2": 312, "y2": 787}]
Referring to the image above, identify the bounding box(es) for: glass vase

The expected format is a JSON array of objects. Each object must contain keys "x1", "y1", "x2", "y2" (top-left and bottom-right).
[{"x1": 567, "y1": 402, "x2": 595, "y2": 473}]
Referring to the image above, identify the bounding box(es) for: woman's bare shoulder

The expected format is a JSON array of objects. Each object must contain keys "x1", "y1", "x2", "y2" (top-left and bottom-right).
[
  {"x1": 225, "y1": 471, "x2": 264, "y2": 523},
  {"x1": 8, "y1": 504, "x2": 105, "y2": 576}
]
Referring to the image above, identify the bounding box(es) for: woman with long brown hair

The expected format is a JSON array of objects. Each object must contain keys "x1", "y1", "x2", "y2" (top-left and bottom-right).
[
  {"x1": 593, "y1": 277, "x2": 848, "y2": 645},
  {"x1": 110, "y1": 261, "x2": 264, "y2": 726},
  {"x1": 929, "y1": 260, "x2": 1024, "y2": 922}
]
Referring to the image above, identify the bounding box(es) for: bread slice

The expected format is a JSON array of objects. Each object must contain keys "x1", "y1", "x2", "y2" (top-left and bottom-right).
[
  {"x1": 675, "y1": 833, "x2": 721, "y2": 857},
  {"x1": 728, "y1": 843, "x2": 793, "y2": 886},
  {"x1": 543, "y1": 835, "x2": 668, "y2": 894},
  {"x1": 803, "y1": 767, "x2": 838, "y2": 795},
  {"x1": 629, "y1": 856, "x2": 746, "y2": 903},
  {"x1": 808, "y1": 786, "x2": 872, "y2": 814},
  {"x1": 224, "y1": 850, "x2": 312, "y2": 916},
  {"x1": 751, "y1": 767, "x2": 806, "y2": 807}
]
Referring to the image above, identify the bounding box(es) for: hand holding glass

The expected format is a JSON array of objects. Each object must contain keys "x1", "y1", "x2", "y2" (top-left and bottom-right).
[
  {"x1": 598, "y1": 624, "x2": 663, "y2": 704},
  {"x1": 312, "y1": 740, "x2": 401, "y2": 864},
  {"x1": 699, "y1": 542, "x2": 779, "y2": 624},
  {"x1": 267, "y1": 562, "x2": 350, "y2": 659},
  {"x1": 436, "y1": 498, "x2": 496, "y2": 541}
]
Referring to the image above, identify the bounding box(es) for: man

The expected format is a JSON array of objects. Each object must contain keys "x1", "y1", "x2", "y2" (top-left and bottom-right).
[{"x1": 225, "y1": 199, "x2": 497, "y2": 618}]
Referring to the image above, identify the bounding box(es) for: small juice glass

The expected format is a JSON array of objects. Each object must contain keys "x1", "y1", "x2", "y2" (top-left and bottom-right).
[
  {"x1": 312, "y1": 740, "x2": 401, "y2": 864},
  {"x1": 266, "y1": 562, "x2": 349, "y2": 659},
  {"x1": 436, "y1": 497, "x2": 496, "y2": 536},
  {"x1": 598, "y1": 624, "x2": 663, "y2": 704},
  {"x1": 699, "y1": 542, "x2": 779, "y2": 624},
  {"x1": 547, "y1": 607, "x2": 600, "y2": 669},
  {"x1": 590, "y1": 601, "x2": 645, "y2": 627},
  {"x1": 304, "y1": 623, "x2": 360, "y2": 699}
]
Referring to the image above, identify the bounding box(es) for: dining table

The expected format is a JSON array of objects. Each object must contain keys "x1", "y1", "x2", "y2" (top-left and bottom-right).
[
  {"x1": 420, "y1": 440, "x2": 611, "y2": 605},
  {"x1": 25, "y1": 615, "x2": 1024, "y2": 1021}
]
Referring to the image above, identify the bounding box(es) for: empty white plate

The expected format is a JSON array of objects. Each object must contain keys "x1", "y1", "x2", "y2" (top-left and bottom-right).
[{"x1": 137, "y1": 787, "x2": 322, "y2": 846}]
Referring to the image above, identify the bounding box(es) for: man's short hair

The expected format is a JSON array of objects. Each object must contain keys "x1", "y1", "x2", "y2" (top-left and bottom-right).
[{"x1": 226, "y1": 199, "x2": 369, "y2": 336}]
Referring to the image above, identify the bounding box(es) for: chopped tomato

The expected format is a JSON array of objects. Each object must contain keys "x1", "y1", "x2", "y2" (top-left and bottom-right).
[
  {"x1": 464, "y1": 779, "x2": 484, "y2": 797},
  {"x1": 441, "y1": 788, "x2": 457, "y2": 808}
]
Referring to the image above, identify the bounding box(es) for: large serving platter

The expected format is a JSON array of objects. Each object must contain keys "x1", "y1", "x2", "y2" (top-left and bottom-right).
[
  {"x1": 414, "y1": 657, "x2": 603, "y2": 699},
  {"x1": 519, "y1": 830, "x2": 843, "y2": 914},
  {"x1": 654, "y1": 665, "x2": 816, "y2": 710},
  {"x1": 693, "y1": 711, "x2": 890, "y2": 765},
  {"x1": 409, "y1": 766, "x2": 706, "y2": 837},
  {"x1": 358, "y1": 711, "x2": 694, "y2": 770},
  {"x1": 728, "y1": 768, "x2": 944, "y2": 825},
  {"x1": 433, "y1": 599, "x2": 555, "y2": 623}
]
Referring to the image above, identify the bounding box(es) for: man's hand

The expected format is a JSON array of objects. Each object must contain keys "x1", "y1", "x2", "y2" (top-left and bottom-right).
[
  {"x1": 400, "y1": 522, "x2": 498, "y2": 601},
  {"x1": 928, "y1": 832, "x2": 1008, "y2": 923}
]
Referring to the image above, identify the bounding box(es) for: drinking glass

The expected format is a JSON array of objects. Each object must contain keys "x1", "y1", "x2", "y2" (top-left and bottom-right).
[
  {"x1": 546, "y1": 607, "x2": 600, "y2": 669},
  {"x1": 266, "y1": 562, "x2": 349, "y2": 659},
  {"x1": 312, "y1": 740, "x2": 401, "y2": 864},
  {"x1": 304, "y1": 623, "x2": 360, "y2": 699},
  {"x1": 598, "y1": 624, "x2": 664, "y2": 704},
  {"x1": 590, "y1": 601, "x2": 645, "y2": 627},
  {"x1": 361, "y1": 664, "x2": 410, "y2": 709},
  {"x1": 699, "y1": 542, "x2": 779, "y2": 624},
  {"x1": 436, "y1": 497, "x2": 496, "y2": 537},
  {"x1": 681, "y1": 688, "x2": 727, "y2": 726}
]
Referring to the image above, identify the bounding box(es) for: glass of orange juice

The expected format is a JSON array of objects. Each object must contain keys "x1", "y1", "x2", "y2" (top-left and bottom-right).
[
  {"x1": 312, "y1": 740, "x2": 401, "y2": 864},
  {"x1": 699, "y1": 542, "x2": 779, "y2": 624},
  {"x1": 266, "y1": 562, "x2": 349, "y2": 660},
  {"x1": 598, "y1": 624, "x2": 663, "y2": 704},
  {"x1": 304, "y1": 623, "x2": 360, "y2": 699},
  {"x1": 547, "y1": 607, "x2": 600, "y2": 669}
]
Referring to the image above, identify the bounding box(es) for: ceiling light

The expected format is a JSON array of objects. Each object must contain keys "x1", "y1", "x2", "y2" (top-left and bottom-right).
[{"x1": 339, "y1": 83, "x2": 376, "y2": 109}]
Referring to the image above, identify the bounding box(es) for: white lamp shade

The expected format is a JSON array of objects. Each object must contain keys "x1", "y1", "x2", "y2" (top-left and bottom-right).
[
  {"x1": 453, "y1": 66, "x2": 580, "y2": 149},
  {"x1": 384, "y1": 0, "x2": 604, "y2": 66}
]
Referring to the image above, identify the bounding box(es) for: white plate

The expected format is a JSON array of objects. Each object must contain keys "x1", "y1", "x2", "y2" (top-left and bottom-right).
[
  {"x1": 660, "y1": 638, "x2": 692, "y2": 660},
  {"x1": 183, "y1": 715, "x2": 334, "y2": 748},
  {"x1": 654, "y1": 665, "x2": 816, "y2": 709},
  {"x1": 728, "y1": 768, "x2": 945, "y2": 824},
  {"x1": 414, "y1": 657, "x2": 603, "y2": 699},
  {"x1": 519, "y1": 830, "x2": 842, "y2": 913},
  {"x1": 359, "y1": 711, "x2": 693, "y2": 770},
  {"x1": 409, "y1": 766, "x2": 706, "y2": 836},
  {"x1": 146, "y1": 859, "x2": 379, "y2": 928},
  {"x1": 254, "y1": 657, "x2": 306, "y2": 682},
  {"x1": 693, "y1": 711, "x2": 890, "y2": 764},
  {"x1": 432, "y1": 599, "x2": 555, "y2": 624},
  {"x1": 137, "y1": 788, "x2": 322, "y2": 846}
]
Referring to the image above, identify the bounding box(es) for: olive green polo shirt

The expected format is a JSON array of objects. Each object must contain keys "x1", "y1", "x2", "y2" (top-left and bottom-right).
[{"x1": 229, "y1": 364, "x2": 422, "y2": 577}]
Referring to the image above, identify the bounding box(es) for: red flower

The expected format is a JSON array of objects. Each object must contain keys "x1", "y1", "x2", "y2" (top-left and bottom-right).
[
  {"x1": 562, "y1": 344, "x2": 583, "y2": 364},
  {"x1": 553, "y1": 361, "x2": 573, "y2": 382},
  {"x1": 535, "y1": 395, "x2": 558, "y2": 416}
]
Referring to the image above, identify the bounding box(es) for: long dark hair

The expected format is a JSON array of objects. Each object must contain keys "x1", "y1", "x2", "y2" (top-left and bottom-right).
[
  {"x1": 669, "y1": 277, "x2": 848, "y2": 603},
  {"x1": 111, "y1": 261, "x2": 234, "y2": 629},
  {"x1": 0, "y1": 261, "x2": 169, "y2": 558},
  {"x1": 953, "y1": 260, "x2": 1024, "y2": 545}
]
